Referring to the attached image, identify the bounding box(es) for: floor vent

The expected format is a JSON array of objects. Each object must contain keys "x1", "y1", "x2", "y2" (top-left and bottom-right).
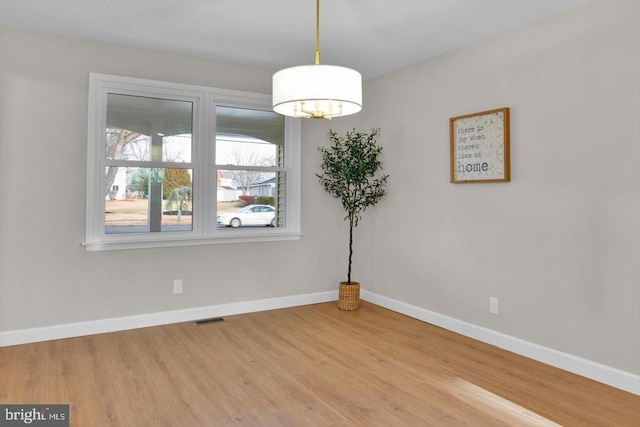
[{"x1": 193, "y1": 317, "x2": 225, "y2": 326}]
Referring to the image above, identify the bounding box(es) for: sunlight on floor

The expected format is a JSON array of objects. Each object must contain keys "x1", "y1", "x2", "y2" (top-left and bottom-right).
[{"x1": 449, "y1": 377, "x2": 561, "y2": 426}]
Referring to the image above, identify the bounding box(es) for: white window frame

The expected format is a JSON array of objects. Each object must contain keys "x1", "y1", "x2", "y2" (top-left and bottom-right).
[{"x1": 85, "y1": 73, "x2": 301, "y2": 251}]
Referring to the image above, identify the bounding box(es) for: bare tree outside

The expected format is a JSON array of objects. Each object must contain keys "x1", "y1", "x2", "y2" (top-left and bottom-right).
[
  {"x1": 105, "y1": 129, "x2": 191, "y2": 199},
  {"x1": 229, "y1": 144, "x2": 276, "y2": 195},
  {"x1": 105, "y1": 129, "x2": 141, "y2": 197}
]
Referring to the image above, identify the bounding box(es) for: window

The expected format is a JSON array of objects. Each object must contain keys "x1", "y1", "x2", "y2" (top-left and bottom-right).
[{"x1": 85, "y1": 74, "x2": 301, "y2": 251}]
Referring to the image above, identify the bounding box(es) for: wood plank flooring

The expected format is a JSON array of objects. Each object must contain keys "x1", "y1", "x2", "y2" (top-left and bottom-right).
[{"x1": 1, "y1": 302, "x2": 638, "y2": 426}]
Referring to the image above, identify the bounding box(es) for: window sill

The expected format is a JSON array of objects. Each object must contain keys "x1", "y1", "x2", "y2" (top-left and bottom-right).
[{"x1": 83, "y1": 232, "x2": 303, "y2": 251}]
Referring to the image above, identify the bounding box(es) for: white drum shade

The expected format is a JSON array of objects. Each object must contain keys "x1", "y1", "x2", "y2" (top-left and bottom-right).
[{"x1": 272, "y1": 64, "x2": 362, "y2": 119}]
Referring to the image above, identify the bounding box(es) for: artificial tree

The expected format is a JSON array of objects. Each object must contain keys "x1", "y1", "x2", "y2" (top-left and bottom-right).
[{"x1": 317, "y1": 128, "x2": 388, "y2": 308}]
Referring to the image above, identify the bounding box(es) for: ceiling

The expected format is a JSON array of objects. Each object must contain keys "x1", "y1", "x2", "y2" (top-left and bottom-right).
[{"x1": 0, "y1": 0, "x2": 589, "y2": 79}]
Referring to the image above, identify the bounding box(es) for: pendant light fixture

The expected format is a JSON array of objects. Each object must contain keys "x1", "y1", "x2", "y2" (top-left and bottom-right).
[{"x1": 272, "y1": 0, "x2": 362, "y2": 120}]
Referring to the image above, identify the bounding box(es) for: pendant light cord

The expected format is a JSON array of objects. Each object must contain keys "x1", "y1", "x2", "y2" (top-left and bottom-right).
[{"x1": 314, "y1": 0, "x2": 320, "y2": 65}]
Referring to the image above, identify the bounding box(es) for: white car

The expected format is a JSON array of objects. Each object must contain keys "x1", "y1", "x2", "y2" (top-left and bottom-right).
[{"x1": 217, "y1": 204, "x2": 276, "y2": 228}]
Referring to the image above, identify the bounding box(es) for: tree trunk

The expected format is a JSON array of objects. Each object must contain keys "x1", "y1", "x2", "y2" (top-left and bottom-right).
[
  {"x1": 347, "y1": 213, "x2": 354, "y2": 285},
  {"x1": 104, "y1": 130, "x2": 141, "y2": 197}
]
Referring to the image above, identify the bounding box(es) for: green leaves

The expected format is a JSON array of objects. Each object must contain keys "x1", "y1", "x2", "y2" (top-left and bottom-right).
[{"x1": 317, "y1": 128, "x2": 389, "y2": 227}]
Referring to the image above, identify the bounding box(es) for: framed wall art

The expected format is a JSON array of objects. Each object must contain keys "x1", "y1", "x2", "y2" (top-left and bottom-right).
[{"x1": 450, "y1": 107, "x2": 510, "y2": 183}]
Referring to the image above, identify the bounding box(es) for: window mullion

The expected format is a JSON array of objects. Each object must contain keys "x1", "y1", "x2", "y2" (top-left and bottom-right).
[
  {"x1": 105, "y1": 160, "x2": 194, "y2": 169},
  {"x1": 214, "y1": 164, "x2": 288, "y2": 172},
  {"x1": 195, "y1": 93, "x2": 213, "y2": 237}
]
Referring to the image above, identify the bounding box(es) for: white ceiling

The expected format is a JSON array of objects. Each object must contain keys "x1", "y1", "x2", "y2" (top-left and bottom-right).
[{"x1": 0, "y1": 0, "x2": 590, "y2": 79}]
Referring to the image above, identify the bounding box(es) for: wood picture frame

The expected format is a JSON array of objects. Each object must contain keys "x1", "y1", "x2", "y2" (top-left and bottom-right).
[{"x1": 450, "y1": 107, "x2": 510, "y2": 183}]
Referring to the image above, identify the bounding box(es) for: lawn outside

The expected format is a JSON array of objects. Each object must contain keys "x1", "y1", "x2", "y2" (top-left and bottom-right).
[{"x1": 105, "y1": 199, "x2": 241, "y2": 227}]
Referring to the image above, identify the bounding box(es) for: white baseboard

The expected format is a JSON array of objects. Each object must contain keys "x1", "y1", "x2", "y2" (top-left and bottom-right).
[
  {"x1": 361, "y1": 290, "x2": 640, "y2": 396},
  {"x1": 0, "y1": 290, "x2": 338, "y2": 348},
  {"x1": 2, "y1": 288, "x2": 637, "y2": 396}
]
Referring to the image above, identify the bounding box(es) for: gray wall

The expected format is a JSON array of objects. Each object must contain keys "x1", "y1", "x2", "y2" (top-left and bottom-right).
[
  {"x1": 0, "y1": 27, "x2": 343, "y2": 331},
  {"x1": 1, "y1": 0, "x2": 638, "y2": 376},
  {"x1": 342, "y1": 1, "x2": 640, "y2": 374}
]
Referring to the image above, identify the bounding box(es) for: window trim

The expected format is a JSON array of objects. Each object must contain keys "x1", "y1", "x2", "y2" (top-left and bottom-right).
[{"x1": 85, "y1": 73, "x2": 301, "y2": 251}]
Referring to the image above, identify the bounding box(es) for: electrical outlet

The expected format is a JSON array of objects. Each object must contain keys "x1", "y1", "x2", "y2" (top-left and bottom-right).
[
  {"x1": 173, "y1": 279, "x2": 183, "y2": 294},
  {"x1": 489, "y1": 297, "x2": 499, "y2": 315}
]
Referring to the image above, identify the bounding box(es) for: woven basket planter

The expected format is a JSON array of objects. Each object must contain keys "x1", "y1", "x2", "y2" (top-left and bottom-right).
[{"x1": 338, "y1": 281, "x2": 360, "y2": 311}]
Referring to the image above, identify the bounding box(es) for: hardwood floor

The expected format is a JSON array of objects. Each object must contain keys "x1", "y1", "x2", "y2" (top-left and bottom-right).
[{"x1": 1, "y1": 302, "x2": 638, "y2": 426}]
